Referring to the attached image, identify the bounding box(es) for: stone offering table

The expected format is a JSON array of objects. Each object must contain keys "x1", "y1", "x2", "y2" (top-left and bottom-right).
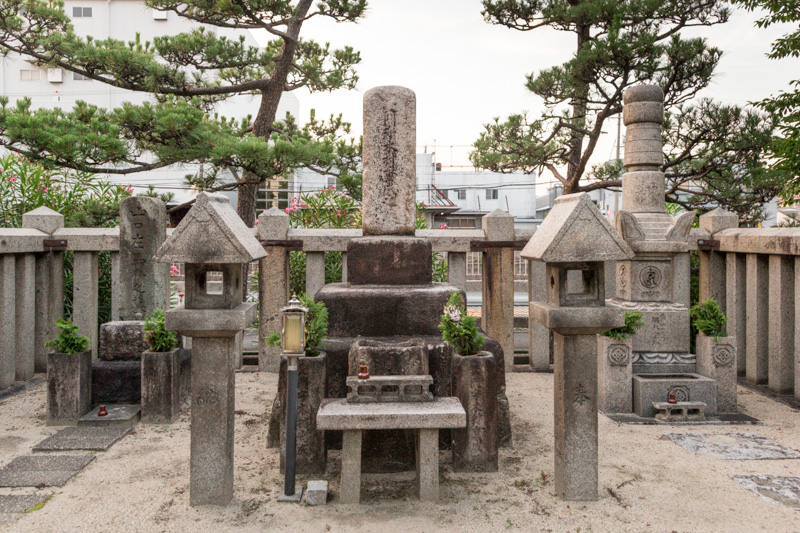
[{"x1": 316, "y1": 398, "x2": 466, "y2": 504}]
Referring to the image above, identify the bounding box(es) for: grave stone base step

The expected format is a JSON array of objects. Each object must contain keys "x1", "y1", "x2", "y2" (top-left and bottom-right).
[
  {"x1": 632, "y1": 373, "x2": 717, "y2": 417},
  {"x1": 79, "y1": 404, "x2": 141, "y2": 429}
]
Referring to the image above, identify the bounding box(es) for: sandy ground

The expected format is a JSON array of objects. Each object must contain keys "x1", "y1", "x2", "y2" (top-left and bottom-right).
[{"x1": 1, "y1": 372, "x2": 799, "y2": 533}]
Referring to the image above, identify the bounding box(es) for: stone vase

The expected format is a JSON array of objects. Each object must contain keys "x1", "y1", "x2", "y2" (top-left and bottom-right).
[
  {"x1": 47, "y1": 350, "x2": 92, "y2": 426},
  {"x1": 597, "y1": 336, "x2": 633, "y2": 413},
  {"x1": 452, "y1": 351, "x2": 498, "y2": 472},
  {"x1": 275, "y1": 352, "x2": 328, "y2": 476},
  {"x1": 696, "y1": 334, "x2": 737, "y2": 413},
  {"x1": 141, "y1": 347, "x2": 182, "y2": 424}
]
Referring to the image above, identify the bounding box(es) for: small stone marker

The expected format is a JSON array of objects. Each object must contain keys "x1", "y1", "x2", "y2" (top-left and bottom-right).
[
  {"x1": 733, "y1": 475, "x2": 800, "y2": 509},
  {"x1": 305, "y1": 480, "x2": 328, "y2": 506},
  {"x1": 664, "y1": 433, "x2": 800, "y2": 460},
  {"x1": 361, "y1": 86, "x2": 416, "y2": 236},
  {"x1": 33, "y1": 426, "x2": 131, "y2": 452},
  {"x1": 0, "y1": 455, "x2": 95, "y2": 487}
]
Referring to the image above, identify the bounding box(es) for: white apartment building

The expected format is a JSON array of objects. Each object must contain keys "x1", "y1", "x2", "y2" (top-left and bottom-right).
[{"x1": 0, "y1": 0, "x2": 299, "y2": 204}]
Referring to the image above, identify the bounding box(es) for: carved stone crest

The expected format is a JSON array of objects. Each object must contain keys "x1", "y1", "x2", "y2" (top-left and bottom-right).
[
  {"x1": 713, "y1": 345, "x2": 734, "y2": 367},
  {"x1": 639, "y1": 265, "x2": 662, "y2": 288},
  {"x1": 608, "y1": 345, "x2": 630, "y2": 367},
  {"x1": 668, "y1": 385, "x2": 690, "y2": 402}
]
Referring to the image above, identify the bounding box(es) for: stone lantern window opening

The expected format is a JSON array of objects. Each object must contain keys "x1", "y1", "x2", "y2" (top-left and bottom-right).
[
  {"x1": 546, "y1": 261, "x2": 605, "y2": 308},
  {"x1": 184, "y1": 263, "x2": 243, "y2": 310}
]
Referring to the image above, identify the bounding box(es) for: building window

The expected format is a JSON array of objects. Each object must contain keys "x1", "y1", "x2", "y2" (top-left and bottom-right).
[
  {"x1": 514, "y1": 251, "x2": 528, "y2": 280},
  {"x1": 455, "y1": 189, "x2": 466, "y2": 200},
  {"x1": 20, "y1": 69, "x2": 41, "y2": 81},
  {"x1": 486, "y1": 188, "x2": 498, "y2": 200},
  {"x1": 74, "y1": 73, "x2": 90, "y2": 81},
  {"x1": 72, "y1": 6, "x2": 93, "y2": 17},
  {"x1": 446, "y1": 217, "x2": 476, "y2": 229},
  {"x1": 466, "y1": 252, "x2": 482, "y2": 280},
  {"x1": 326, "y1": 176, "x2": 337, "y2": 189}
]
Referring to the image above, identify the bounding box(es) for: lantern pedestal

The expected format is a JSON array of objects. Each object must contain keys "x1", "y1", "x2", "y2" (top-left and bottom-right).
[{"x1": 166, "y1": 302, "x2": 257, "y2": 507}]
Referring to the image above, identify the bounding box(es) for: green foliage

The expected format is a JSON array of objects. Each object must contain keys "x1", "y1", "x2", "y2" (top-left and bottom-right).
[
  {"x1": 471, "y1": 1, "x2": 782, "y2": 223},
  {"x1": 602, "y1": 312, "x2": 644, "y2": 341},
  {"x1": 139, "y1": 184, "x2": 175, "y2": 205},
  {"x1": 690, "y1": 299, "x2": 727, "y2": 339},
  {"x1": 439, "y1": 291, "x2": 485, "y2": 356},
  {"x1": 45, "y1": 318, "x2": 90, "y2": 354},
  {"x1": 143, "y1": 309, "x2": 178, "y2": 352},
  {"x1": 266, "y1": 293, "x2": 328, "y2": 357}
]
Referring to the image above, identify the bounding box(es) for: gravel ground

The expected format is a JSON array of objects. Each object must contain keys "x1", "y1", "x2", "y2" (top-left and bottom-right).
[{"x1": 1, "y1": 372, "x2": 799, "y2": 532}]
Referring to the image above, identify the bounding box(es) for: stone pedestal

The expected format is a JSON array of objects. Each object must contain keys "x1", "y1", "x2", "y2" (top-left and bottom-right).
[
  {"x1": 347, "y1": 237, "x2": 432, "y2": 285},
  {"x1": 597, "y1": 336, "x2": 633, "y2": 413},
  {"x1": 99, "y1": 321, "x2": 147, "y2": 360},
  {"x1": 696, "y1": 334, "x2": 737, "y2": 413},
  {"x1": 276, "y1": 354, "x2": 327, "y2": 476},
  {"x1": 451, "y1": 352, "x2": 498, "y2": 472},
  {"x1": 141, "y1": 348, "x2": 181, "y2": 424},
  {"x1": 47, "y1": 351, "x2": 92, "y2": 426}
]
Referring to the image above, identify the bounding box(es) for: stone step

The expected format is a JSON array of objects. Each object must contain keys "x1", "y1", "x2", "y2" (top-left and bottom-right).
[{"x1": 78, "y1": 404, "x2": 140, "y2": 429}]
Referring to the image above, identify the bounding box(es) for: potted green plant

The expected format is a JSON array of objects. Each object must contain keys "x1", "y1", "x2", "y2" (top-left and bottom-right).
[
  {"x1": 265, "y1": 293, "x2": 329, "y2": 475},
  {"x1": 440, "y1": 291, "x2": 497, "y2": 472},
  {"x1": 691, "y1": 299, "x2": 737, "y2": 413},
  {"x1": 45, "y1": 318, "x2": 92, "y2": 426},
  {"x1": 141, "y1": 309, "x2": 181, "y2": 423},
  {"x1": 597, "y1": 312, "x2": 643, "y2": 414}
]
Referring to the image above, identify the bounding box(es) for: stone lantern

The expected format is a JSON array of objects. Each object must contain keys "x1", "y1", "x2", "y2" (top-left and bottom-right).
[
  {"x1": 153, "y1": 192, "x2": 267, "y2": 506},
  {"x1": 521, "y1": 192, "x2": 633, "y2": 501}
]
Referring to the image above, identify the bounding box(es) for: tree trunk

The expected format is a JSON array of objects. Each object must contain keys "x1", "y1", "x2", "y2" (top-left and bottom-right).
[{"x1": 564, "y1": 20, "x2": 592, "y2": 194}]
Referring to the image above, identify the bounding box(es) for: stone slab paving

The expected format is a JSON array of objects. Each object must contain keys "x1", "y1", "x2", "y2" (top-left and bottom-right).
[
  {"x1": 0, "y1": 455, "x2": 94, "y2": 487},
  {"x1": 664, "y1": 432, "x2": 800, "y2": 460},
  {"x1": 33, "y1": 426, "x2": 130, "y2": 452},
  {"x1": 78, "y1": 404, "x2": 140, "y2": 429},
  {"x1": 0, "y1": 494, "x2": 49, "y2": 513},
  {"x1": 733, "y1": 475, "x2": 800, "y2": 509}
]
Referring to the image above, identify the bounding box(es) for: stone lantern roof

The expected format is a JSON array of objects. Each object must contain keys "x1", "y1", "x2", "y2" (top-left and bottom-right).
[
  {"x1": 521, "y1": 193, "x2": 633, "y2": 263},
  {"x1": 154, "y1": 192, "x2": 267, "y2": 264}
]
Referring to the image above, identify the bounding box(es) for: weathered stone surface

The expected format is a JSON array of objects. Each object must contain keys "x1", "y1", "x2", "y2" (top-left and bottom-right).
[
  {"x1": 165, "y1": 303, "x2": 257, "y2": 335},
  {"x1": 272, "y1": 354, "x2": 327, "y2": 476},
  {"x1": 632, "y1": 373, "x2": 717, "y2": 417},
  {"x1": 696, "y1": 334, "x2": 738, "y2": 413},
  {"x1": 0, "y1": 255, "x2": 16, "y2": 390},
  {"x1": 620, "y1": 171, "x2": 665, "y2": 213},
  {"x1": 452, "y1": 352, "x2": 498, "y2": 472},
  {"x1": 447, "y1": 251, "x2": 467, "y2": 291},
  {"x1": 92, "y1": 360, "x2": 141, "y2": 405},
  {"x1": 348, "y1": 338, "x2": 428, "y2": 377},
  {"x1": 15, "y1": 253, "x2": 35, "y2": 380},
  {"x1": 257, "y1": 208, "x2": 290, "y2": 373},
  {"x1": 346, "y1": 375, "x2": 433, "y2": 403},
  {"x1": 482, "y1": 210, "x2": 516, "y2": 373},
  {"x1": 305, "y1": 251, "x2": 325, "y2": 298},
  {"x1": 728, "y1": 253, "x2": 747, "y2": 375},
  {"x1": 316, "y1": 397, "x2": 466, "y2": 430},
  {"x1": 78, "y1": 404, "x2": 141, "y2": 428},
  {"x1": 22, "y1": 206, "x2": 64, "y2": 235},
  {"x1": 718, "y1": 227, "x2": 800, "y2": 256},
  {"x1": 416, "y1": 428, "x2": 440, "y2": 502},
  {"x1": 346, "y1": 237, "x2": 432, "y2": 285},
  {"x1": 142, "y1": 348, "x2": 181, "y2": 423},
  {"x1": 616, "y1": 259, "x2": 673, "y2": 302},
  {"x1": 597, "y1": 335, "x2": 633, "y2": 414},
  {"x1": 0, "y1": 455, "x2": 95, "y2": 488},
  {"x1": 528, "y1": 259, "x2": 551, "y2": 371},
  {"x1": 33, "y1": 426, "x2": 130, "y2": 451},
  {"x1": 361, "y1": 86, "x2": 416, "y2": 236},
  {"x1": 768, "y1": 255, "x2": 794, "y2": 394},
  {"x1": 72, "y1": 251, "x2": 98, "y2": 359},
  {"x1": 700, "y1": 207, "x2": 739, "y2": 236},
  {"x1": 340, "y1": 429, "x2": 362, "y2": 504},
  {"x1": 553, "y1": 333, "x2": 598, "y2": 501},
  {"x1": 99, "y1": 321, "x2": 147, "y2": 361},
  {"x1": 305, "y1": 480, "x2": 328, "y2": 506},
  {"x1": 628, "y1": 307, "x2": 691, "y2": 359},
  {"x1": 0, "y1": 494, "x2": 49, "y2": 513},
  {"x1": 746, "y1": 253, "x2": 769, "y2": 384},
  {"x1": 317, "y1": 283, "x2": 460, "y2": 337},
  {"x1": 733, "y1": 475, "x2": 800, "y2": 509},
  {"x1": 33, "y1": 250, "x2": 64, "y2": 373},
  {"x1": 47, "y1": 351, "x2": 92, "y2": 426},
  {"x1": 665, "y1": 433, "x2": 800, "y2": 460},
  {"x1": 653, "y1": 401, "x2": 706, "y2": 422},
  {"x1": 530, "y1": 302, "x2": 625, "y2": 335},
  {"x1": 118, "y1": 197, "x2": 169, "y2": 321}
]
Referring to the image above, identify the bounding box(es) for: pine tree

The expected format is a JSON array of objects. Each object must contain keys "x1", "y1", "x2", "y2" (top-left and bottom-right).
[
  {"x1": 0, "y1": 0, "x2": 366, "y2": 224},
  {"x1": 471, "y1": 0, "x2": 785, "y2": 223}
]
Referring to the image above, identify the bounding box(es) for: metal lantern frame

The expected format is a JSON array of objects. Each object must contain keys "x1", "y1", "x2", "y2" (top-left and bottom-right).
[{"x1": 279, "y1": 295, "x2": 308, "y2": 356}]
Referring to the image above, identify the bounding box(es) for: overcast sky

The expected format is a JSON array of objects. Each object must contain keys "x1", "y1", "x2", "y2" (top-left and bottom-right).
[{"x1": 254, "y1": 1, "x2": 800, "y2": 189}]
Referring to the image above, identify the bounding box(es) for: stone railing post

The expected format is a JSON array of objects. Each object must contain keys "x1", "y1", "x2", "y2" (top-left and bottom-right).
[
  {"x1": 699, "y1": 208, "x2": 738, "y2": 308},
  {"x1": 15, "y1": 253, "x2": 36, "y2": 380},
  {"x1": 768, "y1": 254, "x2": 794, "y2": 393},
  {"x1": 305, "y1": 252, "x2": 325, "y2": 298},
  {"x1": 257, "y1": 207, "x2": 290, "y2": 372},
  {"x1": 73, "y1": 251, "x2": 99, "y2": 359},
  {"x1": 447, "y1": 252, "x2": 467, "y2": 291},
  {"x1": 727, "y1": 253, "x2": 747, "y2": 375},
  {"x1": 481, "y1": 210, "x2": 515, "y2": 373},
  {"x1": 0, "y1": 255, "x2": 16, "y2": 389},
  {"x1": 745, "y1": 253, "x2": 769, "y2": 384},
  {"x1": 23, "y1": 206, "x2": 65, "y2": 372},
  {"x1": 110, "y1": 252, "x2": 120, "y2": 321},
  {"x1": 528, "y1": 259, "x2": 550, "y2": 371}
]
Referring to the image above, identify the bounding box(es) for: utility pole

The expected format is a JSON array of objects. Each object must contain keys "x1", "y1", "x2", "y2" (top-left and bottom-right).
[{"x1": 614, "y1": 114, "x2": 622, "y2": 213}]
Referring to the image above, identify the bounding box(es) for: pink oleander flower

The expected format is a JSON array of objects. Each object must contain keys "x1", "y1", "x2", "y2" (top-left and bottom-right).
[
  {"x1": 336, "y1": 209, "x2": 342, "y2": 217},
  {"x1": 9, "y1": 177, "x2": 16, "y2": 183},
  {"x1": 439, "y1": 224, "x2": 448, "y2": 229},
  {"x1": 255, "y1": 219, "x2": 259, "y2": 225},
  {"x1": 170, "y1": 265, "x2": 180, "y2": 276}
]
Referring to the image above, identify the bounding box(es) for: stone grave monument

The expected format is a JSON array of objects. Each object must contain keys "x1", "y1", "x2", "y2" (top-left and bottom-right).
[
  {"x1": 155, "y1": 192, "x2": 266, "y2": 506},
  {"x1": 94, "y1": 197, "x2": 171, "y2": 405},
  {"x1": 522, "y1": 192, "x2": 634, "y2": 501},
  {"x1": 267, "y1": 85, "x2": 511, "y2": 473}
]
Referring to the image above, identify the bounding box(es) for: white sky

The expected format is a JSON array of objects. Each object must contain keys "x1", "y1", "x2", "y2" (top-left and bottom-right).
[{"x1": 254, "y1": 1, "x2": 800, "y2": 189}]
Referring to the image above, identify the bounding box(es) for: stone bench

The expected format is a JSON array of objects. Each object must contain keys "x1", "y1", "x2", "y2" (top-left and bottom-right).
[
  {"x1": 316, "y1": 397, "x2": 466, "y2": 503},
  {"x1": 652, "y1": 401, "x2": 707, "y2": 422}
]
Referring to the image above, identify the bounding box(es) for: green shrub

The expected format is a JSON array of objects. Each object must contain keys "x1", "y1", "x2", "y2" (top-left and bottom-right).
[
  {"x1": 602, "y1": 312, "x2": 644, "y2": 341},
  {"x1": 143, "y1": 309, "x2": 178, "y2": 352},
  {"x1": 45, "y1": 318, "x2": 90, "y2": 354},
  {"x1": 690, "y1": 299, "x2": 727, "y2": 339},
  {"x1": 439, "y1": 291, "x2": 485, "y2": 355},
  {"x1": 266, "y1": 293, "x2": 328, "y2": 357}
]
